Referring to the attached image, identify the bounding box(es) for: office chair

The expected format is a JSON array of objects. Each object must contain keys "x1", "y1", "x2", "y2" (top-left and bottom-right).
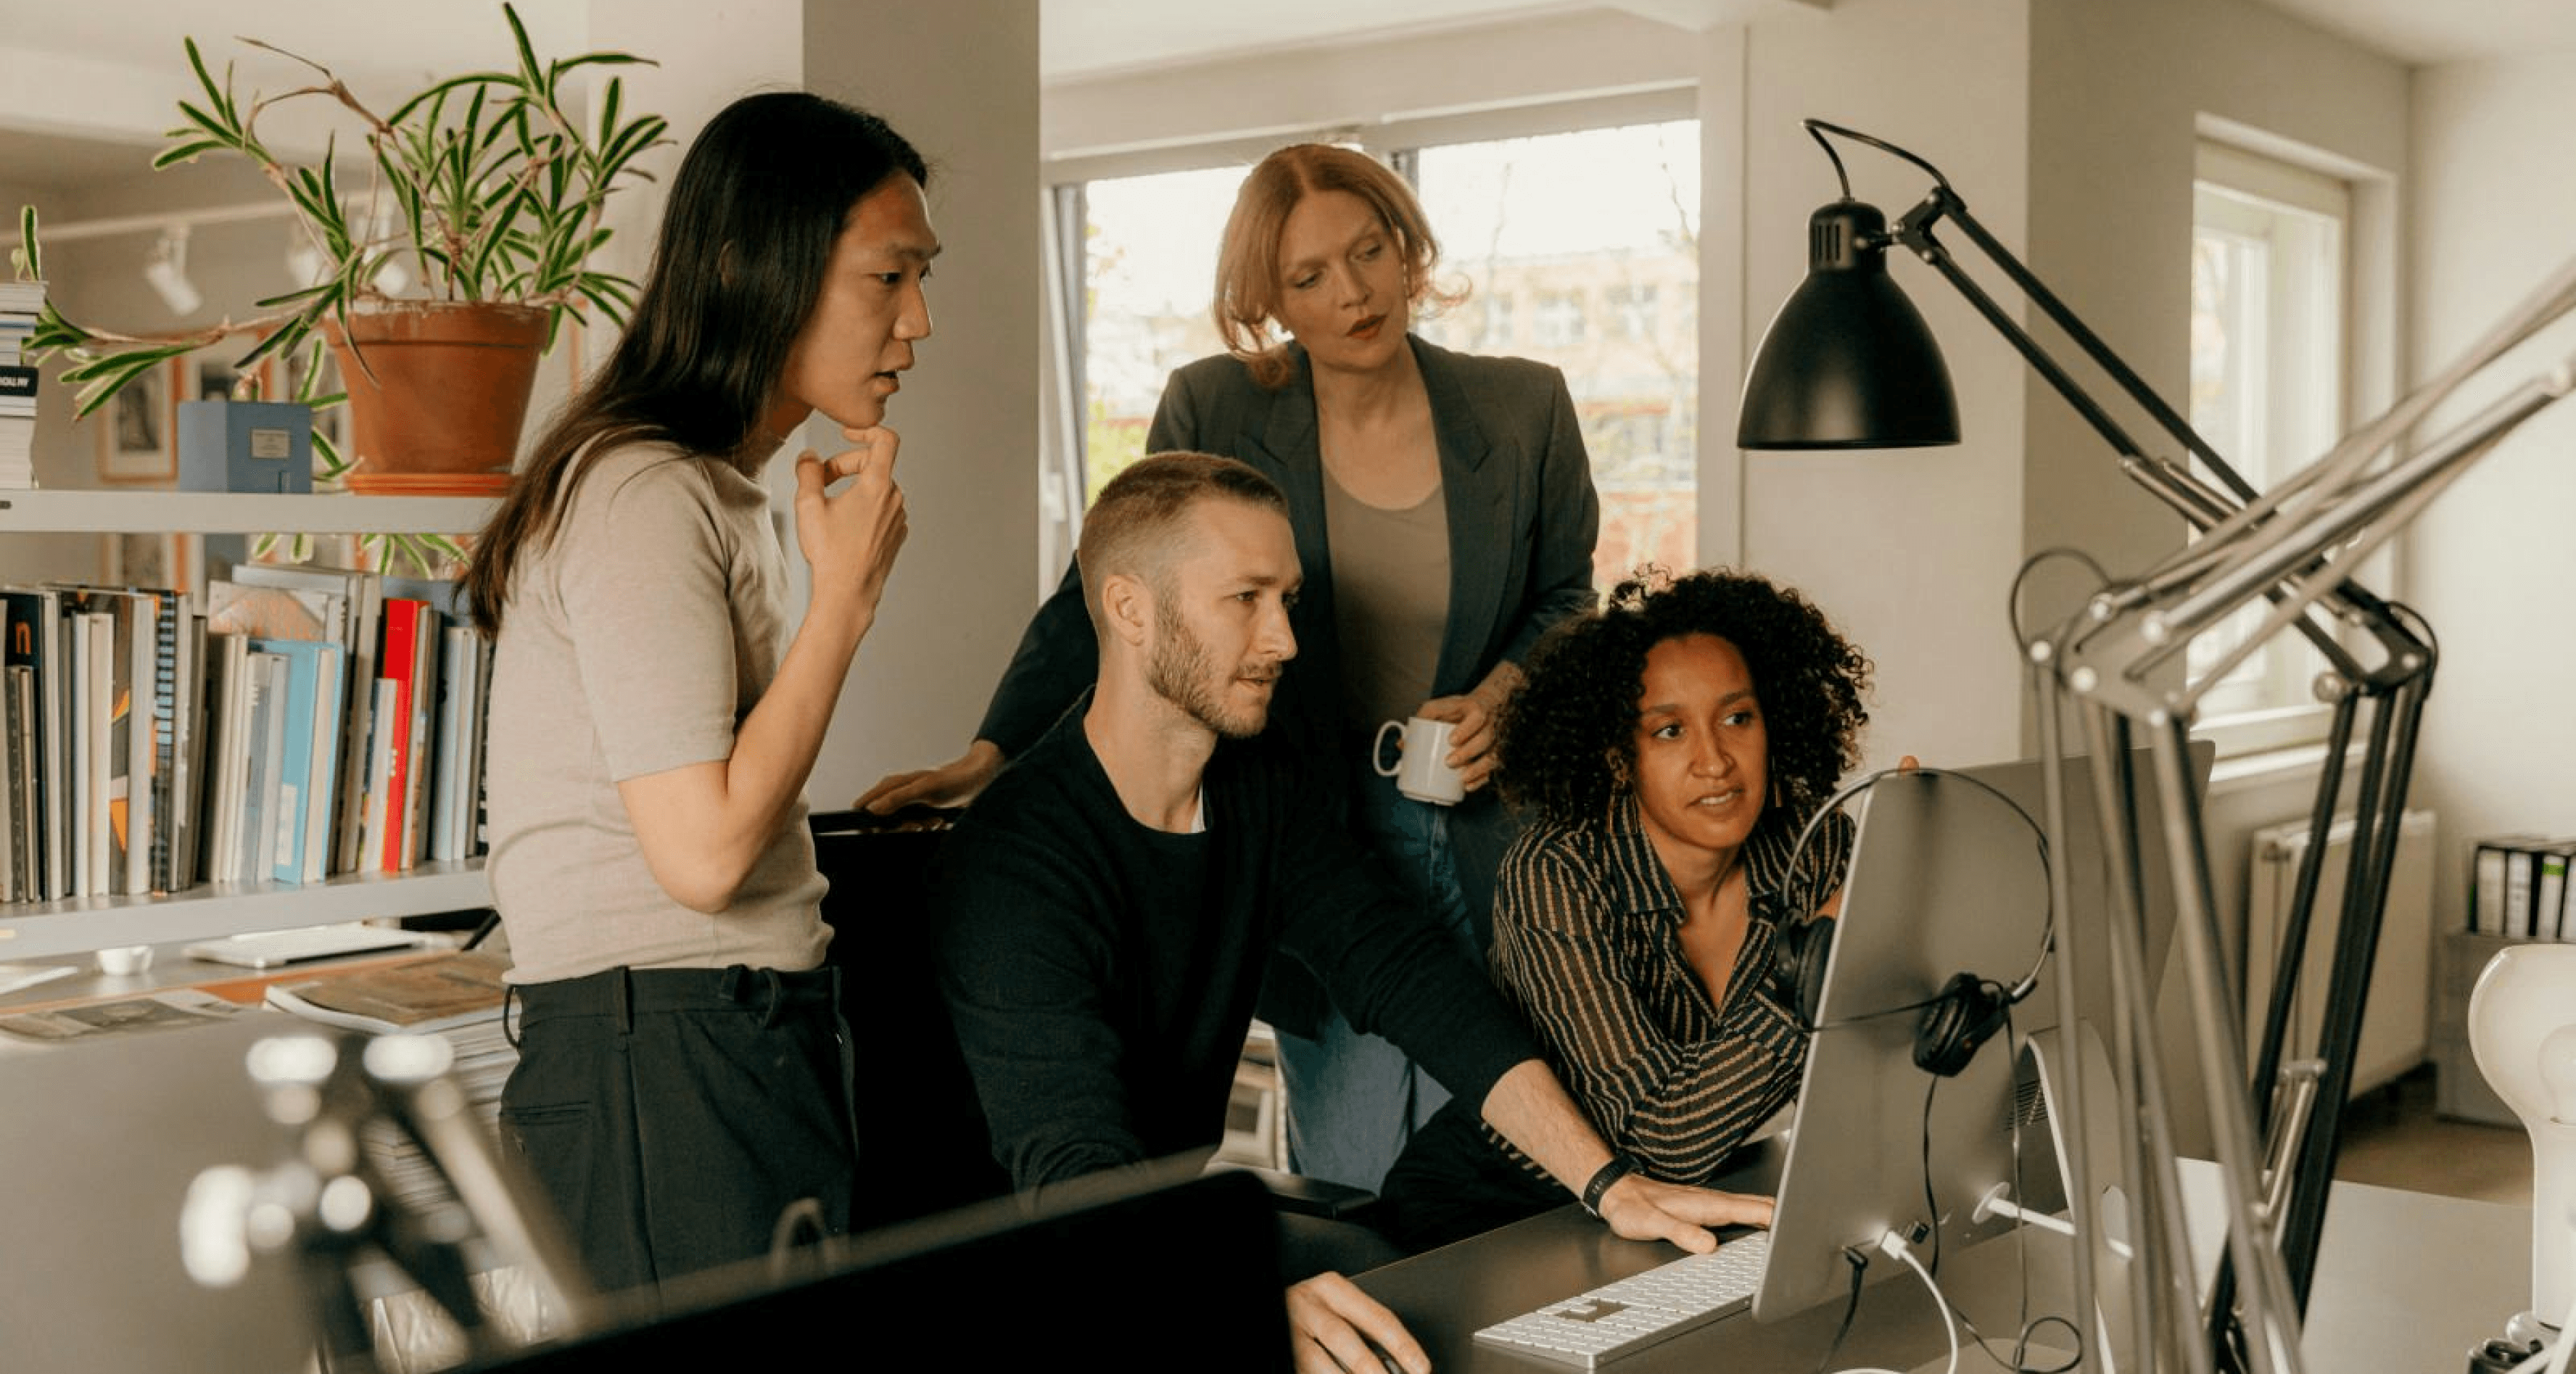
[{"x1": 807, "y1": 806, "x2": 1015, "y2": 1232}]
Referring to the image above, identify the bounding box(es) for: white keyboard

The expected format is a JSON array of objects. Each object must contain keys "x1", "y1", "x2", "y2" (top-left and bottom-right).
[{"x1": 1472, "y1": 1231, "x2": 1769, "y2": 1368}]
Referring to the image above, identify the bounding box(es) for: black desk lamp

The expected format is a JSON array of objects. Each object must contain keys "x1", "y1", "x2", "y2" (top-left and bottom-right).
[{"x1": 1731, "y1": 118, "x2": 2546, "y2": 1374}]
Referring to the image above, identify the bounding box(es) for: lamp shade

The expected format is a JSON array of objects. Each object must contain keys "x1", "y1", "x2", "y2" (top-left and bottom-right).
[{"x1": 1737, "y1": 200, "x2": 1960, "y2": 449}]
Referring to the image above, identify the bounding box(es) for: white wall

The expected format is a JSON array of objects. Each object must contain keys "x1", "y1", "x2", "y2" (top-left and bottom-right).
[
  {"x1": 2404, "y1": 51, "x2": 2576, "y2": 935},
  {"x1": 800, "y1": 0, "x2": 1043, "y2": 808},
  {"x1": 1734, "y1": 0, "x2": 2034, "y2": 776}
]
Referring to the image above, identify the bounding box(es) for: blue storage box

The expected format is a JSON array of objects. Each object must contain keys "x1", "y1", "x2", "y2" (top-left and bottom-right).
[{"x1": 177, "y1": 398, "x2": 313, "y2": 494}]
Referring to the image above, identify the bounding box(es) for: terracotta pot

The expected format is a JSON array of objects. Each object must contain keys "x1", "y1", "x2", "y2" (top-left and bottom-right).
[{"x1": 323, "y1": 301, "x2": 549, "y2": 484}]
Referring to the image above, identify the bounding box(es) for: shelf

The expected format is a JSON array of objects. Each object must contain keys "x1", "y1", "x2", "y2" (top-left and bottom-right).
[
  {"x1": 0, "y1": 489, "x2": 497, "y2": 535},
  {"x1": 0, "y1": 860, "x2": 491, "y2": 960}
]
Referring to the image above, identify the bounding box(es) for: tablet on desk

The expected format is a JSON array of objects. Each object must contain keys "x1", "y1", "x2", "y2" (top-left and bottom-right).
[{"x1": 184, "y1": 923, "x2": 427, "y2": 969}]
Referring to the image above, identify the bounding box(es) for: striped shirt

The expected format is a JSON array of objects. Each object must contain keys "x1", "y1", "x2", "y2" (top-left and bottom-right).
[{"x1": 1482, "y1": 797, "x2": 1853, "y2": 1187}]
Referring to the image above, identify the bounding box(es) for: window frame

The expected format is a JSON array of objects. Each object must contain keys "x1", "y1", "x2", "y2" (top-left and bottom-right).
[{"x1": 2185, "y1": 138, "x2": 2366, "y2": 761}]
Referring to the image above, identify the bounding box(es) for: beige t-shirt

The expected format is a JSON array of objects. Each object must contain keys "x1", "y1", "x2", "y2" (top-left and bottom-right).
[
  {"x1": 1324, "y1": 469, "x2": 1451, "y2": 731},
  {"x1": 484, "y1": 442, "x2": 829, "y2": 985}
]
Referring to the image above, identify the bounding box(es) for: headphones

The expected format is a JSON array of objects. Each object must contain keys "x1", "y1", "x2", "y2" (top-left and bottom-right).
[{"x1": 1780, "y1": 767, "x2": 2051, "y2": 1080}]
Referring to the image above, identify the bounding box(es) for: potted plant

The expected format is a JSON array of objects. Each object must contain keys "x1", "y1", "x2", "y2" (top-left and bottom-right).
[{"x1": 16, "y1": 3, "x2": 666, "y2": 496}]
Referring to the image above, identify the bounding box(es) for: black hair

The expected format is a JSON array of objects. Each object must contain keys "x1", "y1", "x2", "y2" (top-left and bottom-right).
[
  {"x1": 1498, "y1": 567, "x2": 1872, "y2": 836},
  {"x1": 469, "y1": 92, "x2": 929, "y2": 633}
]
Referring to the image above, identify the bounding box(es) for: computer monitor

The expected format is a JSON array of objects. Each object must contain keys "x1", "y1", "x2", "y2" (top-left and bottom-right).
[
  {"x1": 1751, "y1": 742, "x2": 2213, "y2": 1325},
  {"x1": 462, "y1": 1159, "x2": 1294, "y2": 1371}
]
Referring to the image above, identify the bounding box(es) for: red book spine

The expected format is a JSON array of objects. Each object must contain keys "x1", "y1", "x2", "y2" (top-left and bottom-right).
[{"x1": 376, "y1": 599, "x2": 426, "y2": 872}]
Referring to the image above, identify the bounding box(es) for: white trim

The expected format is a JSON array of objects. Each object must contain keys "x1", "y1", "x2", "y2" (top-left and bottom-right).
[{"x1": 1043, "y1": 85, "x2": 1698, "y2": 186}]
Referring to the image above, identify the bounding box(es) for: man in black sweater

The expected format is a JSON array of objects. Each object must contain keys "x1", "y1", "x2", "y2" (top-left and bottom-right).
[{"x1": 933, "y1": 454, "x2": 1770, "y2": 1374}]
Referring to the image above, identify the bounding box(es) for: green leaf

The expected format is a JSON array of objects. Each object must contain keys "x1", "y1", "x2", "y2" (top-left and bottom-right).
[
  {"x1": 15, "y1": 204, "x2": 39, "y2": 281},
  {"x1": 385, "y1": 72, "x2": 515, "y2": 127},
  {"x1": 504, "y1": 1, "x2": 544, "y2": 93},
  {"x1": 151, "y1": 140, "x2": 230, "y2": 170}
]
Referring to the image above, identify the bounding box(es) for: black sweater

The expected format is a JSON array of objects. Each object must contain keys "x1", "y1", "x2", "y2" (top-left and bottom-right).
[{"x1": 933, "y1": 711, "x2": 1539, "y2": 1191}]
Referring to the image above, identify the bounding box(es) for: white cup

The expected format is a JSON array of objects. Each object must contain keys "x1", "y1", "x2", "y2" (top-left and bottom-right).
[{"x1": 1374, "y1": 716, "x2": 1465, "y2": 806}]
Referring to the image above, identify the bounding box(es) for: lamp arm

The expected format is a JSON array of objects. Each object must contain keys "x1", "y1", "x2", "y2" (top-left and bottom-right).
[
  {"x1": 2156, "y1": 364, "x2": 2573, "y2": 664},
  {"x1": 1902, "y1": 187, "x2": 2261, "y2": 502},
  {"x1": 1890, "y1": 191, "x2": 2379, "y2": 683}
]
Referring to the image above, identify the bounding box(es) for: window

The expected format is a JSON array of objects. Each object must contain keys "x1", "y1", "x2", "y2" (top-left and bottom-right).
[
  {"x1": 1050, "y1": 111, "x2": 1701, "y2": 592},
  {"x1": 2186, "y1": 142, "x2": 2349, "y2": 749},
  {"x1": 1070, "y1": 164, "x2": 1246, "y2": 503},
  {"x1": 1414, "y1": 120, "x2": 1700, "y2": 586}
]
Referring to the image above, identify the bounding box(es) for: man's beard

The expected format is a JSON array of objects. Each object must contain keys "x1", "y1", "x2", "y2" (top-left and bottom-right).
[{"x1": 1148, "y1": 610, "x2": 1271, "y2": 740}]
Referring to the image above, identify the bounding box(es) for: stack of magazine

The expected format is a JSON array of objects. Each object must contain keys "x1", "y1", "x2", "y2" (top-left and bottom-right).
[
  {"x1": 0, "y1": 278, "x2": 39, "y2": 489},
  {"x1": 263, "y1": 950, "x2": 517, "y2": 1214}
]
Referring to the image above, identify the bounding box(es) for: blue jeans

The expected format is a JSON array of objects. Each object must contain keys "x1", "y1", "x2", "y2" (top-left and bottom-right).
[{"x1": 1276, "y1": 764, "x2": 1484, "y2": 1193}]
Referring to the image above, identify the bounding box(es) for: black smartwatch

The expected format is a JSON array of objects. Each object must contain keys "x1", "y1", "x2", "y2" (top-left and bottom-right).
[{"x1": 1581, "y1": 1155, "x2": 1641, "y2": 1217}]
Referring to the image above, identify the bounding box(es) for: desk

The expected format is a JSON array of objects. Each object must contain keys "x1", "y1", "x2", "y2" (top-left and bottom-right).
[{"x1": 1355, "y1": 1149, "x2": 2531, "y2": 1372}]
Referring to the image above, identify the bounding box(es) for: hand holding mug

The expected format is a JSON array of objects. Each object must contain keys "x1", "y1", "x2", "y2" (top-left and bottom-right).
[{"x1": 1374, "y1": 716, "x2": 1465, "y2": 806}]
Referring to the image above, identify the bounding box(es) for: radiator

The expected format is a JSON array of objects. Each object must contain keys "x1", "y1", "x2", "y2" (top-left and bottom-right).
[{"x1": 2240, "y1": 808, "x2": 2436, "y2": 1097}]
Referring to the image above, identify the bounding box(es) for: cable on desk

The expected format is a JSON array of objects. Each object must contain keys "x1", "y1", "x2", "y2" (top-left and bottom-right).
[{"x1": 1811, "y1": 1230, "x2": 1961, "y2": 1374}]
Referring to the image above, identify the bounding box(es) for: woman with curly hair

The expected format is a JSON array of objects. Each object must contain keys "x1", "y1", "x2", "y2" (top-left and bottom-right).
[{"x1": 1377, "y1": 567, "x2": 1878, "y2": 1251}]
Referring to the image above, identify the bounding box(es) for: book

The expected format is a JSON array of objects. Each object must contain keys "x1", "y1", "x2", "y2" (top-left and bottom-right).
[
  {"x1": 0, "y1": 588, "x2": 65, "y2": 900},
  {"x1": 206, "y1": 579, "x2": 344, "y2": 644},
  {"x1": 0, "y1": 607, "x2": 11, "y2": 905},
  {"x1": 235, "y1": 651, "x2": 288, "y2": 884},
  {"x1": 201, "y1": 634, "x2": 250, "y2": 884},
  {"x1": 262, "y1": 950, "x2": 509, "y2": 1035},
  {"x1": 71, "y1": 609, "x2": 109, "y2": 896},
  {"x1": 360, "y1": 678, "x2": 400, "y2": 872},
  {"x1": 232, "y1": 562, "x2": 384, "y2": 874},
  {"x1": 376, "y1": 598, "x2": 432, "y2": 872},
  {"x1": 6, "y1": 666, "x2": 34, "y2": 902},
  {"x1": 399, "y1": 605, "x2": 441, "y2": 869},
  {"x1": 248, "y1": 637, "x2": 346, "y2": 885},
  {"x1": 56, "y1": 592, "x2": 134, "y2": 893},
  {"x1": 0, "y1": 989, "x2": 250, "y2": 1043},
  {"x1": 167, "y1": 613, "x2": 205, "y2": 890},
  {"x1": 132, "y1": 587, "x2": 182, "y2": 895},
  {"x1": 429, "y1": 624, "x2": 487, "y2": 862}
]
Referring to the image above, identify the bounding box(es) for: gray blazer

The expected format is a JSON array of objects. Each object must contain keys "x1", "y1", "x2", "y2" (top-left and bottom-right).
[{"x1": 976, "y1": 336, "x2": 1602, "y2": 759}]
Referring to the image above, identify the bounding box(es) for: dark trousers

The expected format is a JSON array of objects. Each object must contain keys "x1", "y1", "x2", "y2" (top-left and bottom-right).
[{"x1": 499, "y1": 965, "x2": 858, "y2": 1298}]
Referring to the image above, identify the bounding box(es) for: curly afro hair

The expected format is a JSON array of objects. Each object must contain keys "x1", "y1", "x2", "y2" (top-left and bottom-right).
[{"x1": 1497, "y1": 567, "x2": 1873, "y2": 837}]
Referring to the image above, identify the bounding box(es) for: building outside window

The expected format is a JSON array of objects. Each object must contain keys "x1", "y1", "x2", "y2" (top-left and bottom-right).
[{"x1": 1533, "y1": 291, "x2": 1587, "y2": 347}]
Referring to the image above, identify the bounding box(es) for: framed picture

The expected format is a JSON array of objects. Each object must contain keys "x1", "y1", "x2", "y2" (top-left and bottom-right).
[
  {"x1": 190, "y1": 351, "x2": 245, "y2": 404},
  {"x1": 95, "y1": 357, "x2": 177, "y2": 484},
  {"x1": 99, "y1": 532, "x2": 200, "y2": 595}
]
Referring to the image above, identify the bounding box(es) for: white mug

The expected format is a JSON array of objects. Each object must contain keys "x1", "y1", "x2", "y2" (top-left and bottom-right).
[{"x1": 1374, "y1": 716, "x2": 1465, "y2": 806}]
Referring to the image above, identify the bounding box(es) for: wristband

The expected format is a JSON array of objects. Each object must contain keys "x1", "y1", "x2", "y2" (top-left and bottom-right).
[{"x1": 1581, "y1": 1155, "x2": 1639, "y2": 1217}]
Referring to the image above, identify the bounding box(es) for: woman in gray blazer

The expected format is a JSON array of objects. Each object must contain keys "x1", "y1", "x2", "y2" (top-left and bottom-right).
[{"x1": 867, "y1": 144, "x2": 1601, "y2": 1193}]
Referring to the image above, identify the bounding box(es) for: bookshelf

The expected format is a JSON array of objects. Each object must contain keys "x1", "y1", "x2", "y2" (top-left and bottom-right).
[
  {"x1": 0, "y1": 860, "x2": 489, "y2": 958},
  {"x1": 1, "y1": 491, "x2": 499, "y2": 959},
  {"x1": 0, "y1": 490, "x2": 497, "y2": 535}
]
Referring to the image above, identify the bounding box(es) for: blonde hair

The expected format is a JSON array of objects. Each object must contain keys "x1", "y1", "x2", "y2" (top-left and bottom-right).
[
  {"x1": 1077, "y1": 452, "x2": 1289, "y2": 635},
  {"x1": 1211, "y1": 145, "x2": 1462, "y2": 388}
]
